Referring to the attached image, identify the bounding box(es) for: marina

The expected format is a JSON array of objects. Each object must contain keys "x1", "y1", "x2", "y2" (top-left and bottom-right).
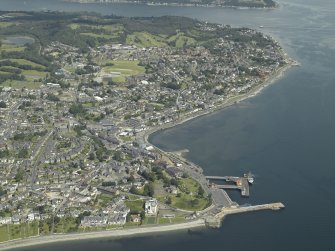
[{"x1": 206, "y1": 174, "x2": 254, "y2": 197}]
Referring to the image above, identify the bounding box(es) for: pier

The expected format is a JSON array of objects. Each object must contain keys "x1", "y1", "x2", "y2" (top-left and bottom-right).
[
  {"x1": 218, "y1": 202, "x2": 285, "y2": 216},
  {"x1": 206, "y1": 175, "x2": 251, "y2": 197},
  {"x1": 206, "y1": 202, "x2": 285, "y2": 228}
]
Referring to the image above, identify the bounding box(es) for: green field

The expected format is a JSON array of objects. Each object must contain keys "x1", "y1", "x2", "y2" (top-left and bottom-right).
[
  {"x1": 69, "y1": 23, "x2": 124, "y2": 40},
  {"x1": 126, "y1": 31, "x2": 198, "y2": 48},
  {"x1": 167, "y1": 32, "x2": 197, "y2": 48},
  {"x1": 2, "y1": 79, "x2": 42, "y2": 89},
  {"x1": 126, "y1": 32, "x2": 168, "y2": 48},
  {"x1": 0, "y1": 22, "x2": 12, "y2": 28},
  {"x1": 125, "y1": 200, "x2": 144, "y2": 212},
  {"x1": 0, "y1": 222, "x2": 39, "y2": 242},
  {"x1": 8, "y1": 59, "x2": 46, "y2": 69},
  {"x1": 0, "y1": 43, "x2": 25, "y2": 52},
  {"x1": 54, "y1": 217, "x2": 78, "y2": 233},
  {"x1": 101, "y1": 60, "x2": 145, "y2": 83},
  {"x1": 143, "y1": 217, "x2": 156, "y2": 224},
  {"x1": 171, "y1": 194, "x2": 209, "y2": 211},
  {"x1": 80, "y1": 33, "x2": 115, "y2": 39},
  {"x1": 22, "y1": 70, "x2": 47, "y2": 78}
]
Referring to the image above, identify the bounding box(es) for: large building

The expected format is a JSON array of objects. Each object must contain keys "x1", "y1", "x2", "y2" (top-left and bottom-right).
[{"x1": 145, "y1": 199, "x2": 158, "y2": 215}]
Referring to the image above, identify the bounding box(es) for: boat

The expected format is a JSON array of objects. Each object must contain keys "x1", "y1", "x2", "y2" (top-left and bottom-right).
[
  {"x1": 247, "y1": 177, "x2": 254, "y2": 184},
  {"x1": 244, "y1": 172, "x2": 254, "y2": 184},
  {"x1": 259, "y1": 25, "x2": 264, "y2": 28}
]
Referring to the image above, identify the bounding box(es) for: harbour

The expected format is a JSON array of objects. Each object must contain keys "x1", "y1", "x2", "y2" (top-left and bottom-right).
[{"x1": 1, "y1": 0, "x2": 335, "y2": 251}]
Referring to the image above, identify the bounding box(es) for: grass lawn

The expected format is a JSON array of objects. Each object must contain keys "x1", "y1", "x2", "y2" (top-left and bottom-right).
[
  {"x1": 80, "y1": 32, "x2": 115, "y2": 39},
  {"x1": 0, "y1": 222, "x2": 39, "y2": 242},
  {"x1": 125, "y1": 200, "x2": 144, "y2": 212},
  {"x1": 2, "y1": 79, "x2": 42, "y2": 89},
  {"x1": 167, "y1": 32, "x2": 197, "y2": 48},
  {"x1": 54, "y1": 217, "x2": 78, "y2": 233},
  {"x1": 0, "y1": 43, "x2": 25, "y2": 52},
  {"x1": 0, "y1": 22, "x2": 13, "y2": 28},
  {"x1": 170, "y1": 216, "x2": 186, "y2": 223},
  {"x1": 143, "y1": 217, "x2": 156, "y2": 225},
  {"x1": 101, "y1": 60, "x2": 145, "y2": 83},
  {"x1": 22, "y1": 70, "x2": 47, "y2": 78},
  {"x1": 179, "y1": 178, "x2": 201, "y2": 194},
  {"x1": 171, "y1": 194, "x2": 209, "y2": 211},
  {"x1": 8, "y1": 59, "x2": 46, "y2": 69},
  {"x1": 157, "y1": 217, "x2": 171, "y2": 224},
  {"x1": 126, "y1": 32, "x2": 168, "y2": 48}
]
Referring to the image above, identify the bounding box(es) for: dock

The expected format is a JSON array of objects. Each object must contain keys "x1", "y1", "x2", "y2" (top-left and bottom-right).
[{"x1": 206, "y1": 175, "x2": 251, "y2": 197}]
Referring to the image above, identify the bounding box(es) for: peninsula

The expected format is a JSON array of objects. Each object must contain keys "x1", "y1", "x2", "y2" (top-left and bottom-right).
[
  {"x1": 0, "y1": 11, "x2": 294, "y2": 249},
  {"x1": 64, "y1": 0, "x2": 278, "y2": 8}
]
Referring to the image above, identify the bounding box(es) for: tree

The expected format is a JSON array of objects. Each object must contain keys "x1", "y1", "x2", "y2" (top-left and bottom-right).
[
  {"x1": 197, "y1": 186, "x2": 205, "y2": 197},
  {"x1": 166, "y1": 196, "x2": 172, "y2": 205},
  {"x1": 130, "y1": 185, "x2": 139, "y2": 195},
  {"x1": 143, "y1": 182, "x2": 154, "y2": 197},
  {"x1": 0, "y1": 101, "x2": 7, "y2": 108},
  {"x1": 15, "y1": 168, "x2": 25, "y2": 182}
]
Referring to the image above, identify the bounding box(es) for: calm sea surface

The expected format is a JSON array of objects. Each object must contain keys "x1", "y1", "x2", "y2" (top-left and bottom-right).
[{"x1": 1, "y1": 0, "x2": 335, "y2": 250}]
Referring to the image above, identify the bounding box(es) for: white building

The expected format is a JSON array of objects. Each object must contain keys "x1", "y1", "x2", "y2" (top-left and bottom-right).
[{"x1": 145, "y1": 199, "x2": 158, "y2": 215}]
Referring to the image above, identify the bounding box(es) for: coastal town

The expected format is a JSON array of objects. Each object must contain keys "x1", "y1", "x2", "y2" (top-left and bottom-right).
[{"x1": 0, "y1": 11, "x2": 290, "y2": 245}]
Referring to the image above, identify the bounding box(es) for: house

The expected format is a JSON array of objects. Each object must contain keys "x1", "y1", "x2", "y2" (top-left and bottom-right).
[
  {"x1": 0, "y1": 217, "x2": 12, "y2": 225},
  {"x1": 108, "y1": 214, "x2": 126, "y2": 225},
  {"x1": 81, "y1": 216, "x2": 107, "y2": 226},
  {"x1": 130, "y1": 214, "x2": 141, "y2": 223},
  {"x1": 27, "y1": 213, "x2": 35, "y2": 222},
  {"x1": 12, "y1": 215, "x2": 21, "y2": 225},
  {"x1": 145, "y1": 199, "x2": 158, "y2": 215}
]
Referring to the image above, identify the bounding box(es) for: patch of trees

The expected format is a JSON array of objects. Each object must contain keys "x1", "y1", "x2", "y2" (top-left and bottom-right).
[
  {"x1": 0, "y1": 101, "x2": 7, "y2": 108},
  {"x1": 46, "y1": 93, "x2": 60, "y2": 102},
  {"x1": 69, "y1": 103, "x2": 87, "y2": 116},
  {"x1": 0, "y1": 150, "x2": 10, "y2": 159}
]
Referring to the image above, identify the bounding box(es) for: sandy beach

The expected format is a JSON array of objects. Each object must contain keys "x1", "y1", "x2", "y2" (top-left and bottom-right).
[{"x1": 0, "y1": 219, "x2": 205, "y2": 251}]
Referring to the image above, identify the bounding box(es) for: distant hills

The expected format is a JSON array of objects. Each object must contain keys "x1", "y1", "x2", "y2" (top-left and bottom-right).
[{"x1": 65, "y1": 0, "x2": 278, "y2": 8}]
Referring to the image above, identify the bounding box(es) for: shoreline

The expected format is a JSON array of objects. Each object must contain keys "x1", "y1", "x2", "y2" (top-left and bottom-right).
[
  {"x1": 143, "y1": 59, "x2": 299, "y2": 148},
  {"x1": 0, "y1": 219, "x2": 205, "y2": 250},
  {"x1": 0, "y1": 61, "x2": 296, "y2": 251},
  {"x1": 62, "y1": 0, "x2": 279, "y2": 9}
]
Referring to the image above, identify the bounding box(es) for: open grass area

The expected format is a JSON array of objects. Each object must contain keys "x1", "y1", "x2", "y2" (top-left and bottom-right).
[
  {"x1": 143, "y1": 217, "x2": 156, "y2": 225},
  {"x1": 80, "y1": 32, "x2": 115, "y2": 39},
  {"x1": 0, "y1": 222, "x2": 39, "y2": 242},
  {"x1": 101, "y1": 60, "x2": 145, "y2": 83},
  {"x1": 167, "y1": 32, "x2": 197, "y2": 48},
  {"x1": 22, "y1": 70, "x2": 47, "y2": 78},
  {"x1": 126, "y1": 31, "x2": 198, "y2": 48},
  {"x1": 7, "y1": 59, "x2": 46, "y2": 69},
  {"x1": 69, "y1": 23, "x2": 124, "y2": 40},
  {"x1": 2, "y1": 79, "x2": 42, "y2": 89},
  {"x1": 125, "y1": 200, "x2": 144, "y2": 212},
  {"x1": 179, "y1": 178, "x2": 200, "y2": 194},
  {"x1": 0, "y1": 22, "x2": 13, "y2": 28},
  {"x1": 157, "y1": 217, "x2": 171, "y2": 224},
  {"x1": 126, "y1": 32, "x2": 168, "y2": 48},
  {"x1": 171, "y1": 194, "x2": 209, "y2": 211},
  {"x1": 54, "y1": 217, "x2": 78, "y2": 233},
  {"x1": 0, "y1": 43, "x2": 25, "y2": 52}
]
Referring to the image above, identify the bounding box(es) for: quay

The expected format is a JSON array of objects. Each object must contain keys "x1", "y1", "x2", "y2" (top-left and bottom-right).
[
  {"x1": 206, "y1": 175, "x2": 251, "y2": 197},
  {"x1": 206, "y1": 203, "x2": 285, "y2": 228}
]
